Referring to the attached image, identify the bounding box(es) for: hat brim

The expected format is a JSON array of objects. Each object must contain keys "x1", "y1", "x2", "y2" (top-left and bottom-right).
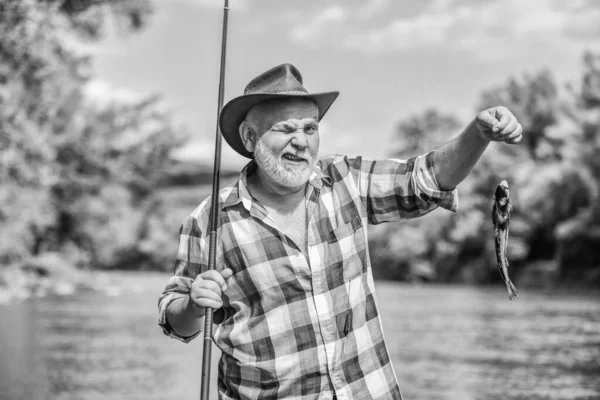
[{"x1": 219, "y1": 91, "x2": 340, "y2": 159}]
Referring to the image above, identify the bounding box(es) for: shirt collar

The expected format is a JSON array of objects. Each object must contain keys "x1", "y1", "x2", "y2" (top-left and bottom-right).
[
  {"x1": 220, "y1": 160, "x2": 332, "y2": 211},
  {"x1": 308, "y1": 164, "x2": 332, "y2": 190}
]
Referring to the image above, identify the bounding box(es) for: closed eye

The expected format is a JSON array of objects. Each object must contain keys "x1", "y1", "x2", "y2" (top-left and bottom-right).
[{"x1": 271, "y1": 122, "x2": 295, "y2": 133}]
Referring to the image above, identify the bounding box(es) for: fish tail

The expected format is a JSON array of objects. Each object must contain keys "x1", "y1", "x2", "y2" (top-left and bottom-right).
[{"x1": 506, "y1": 279, "x2": 518, "y2": 301}]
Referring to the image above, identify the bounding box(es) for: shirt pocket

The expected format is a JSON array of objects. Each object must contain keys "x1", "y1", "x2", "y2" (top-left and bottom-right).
[{"x1": 325, "y1": 215, "x2": 366, "y2": 288}]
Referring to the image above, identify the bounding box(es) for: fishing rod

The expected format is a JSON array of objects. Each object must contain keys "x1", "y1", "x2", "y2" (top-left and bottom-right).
[{"x1": 200, "y1": 0, "x2": 229, "y2": 399}]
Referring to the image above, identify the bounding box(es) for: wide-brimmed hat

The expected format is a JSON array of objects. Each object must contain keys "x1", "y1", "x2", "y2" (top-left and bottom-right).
[{"x1": 219, "y1": 63, "x2": 339, "y2": 158}]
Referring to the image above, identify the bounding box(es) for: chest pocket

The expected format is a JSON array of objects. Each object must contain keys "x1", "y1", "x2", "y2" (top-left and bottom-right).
[{"x1": 324, "y1": 215, "x2": 367, "y2": 291}]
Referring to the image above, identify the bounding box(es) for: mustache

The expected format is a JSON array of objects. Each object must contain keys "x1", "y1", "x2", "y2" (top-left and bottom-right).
[{"x1": 281, "y1": 147, "x2": 312, "y2": 161}]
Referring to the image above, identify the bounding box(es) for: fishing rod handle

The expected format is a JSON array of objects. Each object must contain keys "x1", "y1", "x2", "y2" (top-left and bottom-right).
[
  {"x1": 200, "y1": 308, "x2": 214, "y2": 400},
  {"x1": 200, "y1": 231, "x2": 219, "y2": 400}
]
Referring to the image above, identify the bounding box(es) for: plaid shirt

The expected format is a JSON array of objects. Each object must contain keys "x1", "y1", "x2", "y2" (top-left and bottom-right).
[{"x1": 158, "y1": 152, "x2": 457, "y2": 399}]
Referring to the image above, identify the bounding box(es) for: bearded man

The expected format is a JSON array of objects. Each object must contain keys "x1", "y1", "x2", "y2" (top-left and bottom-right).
[{"x1": 158, "y1": 63, "x2": 523, "y2": 399}]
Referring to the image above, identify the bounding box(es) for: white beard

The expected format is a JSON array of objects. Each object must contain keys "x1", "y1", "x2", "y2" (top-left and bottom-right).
[{"x1": 253, "y1": 138, "x2": 316, "y2": 188}]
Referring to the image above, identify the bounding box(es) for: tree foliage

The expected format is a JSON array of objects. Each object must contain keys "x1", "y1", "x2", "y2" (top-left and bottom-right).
[
  {"x1": 392, "y1": 109, "x2": 461, "y2": 160},
  {"x1": 0, "y1": 0, "x2": 186, "y2": 269}
]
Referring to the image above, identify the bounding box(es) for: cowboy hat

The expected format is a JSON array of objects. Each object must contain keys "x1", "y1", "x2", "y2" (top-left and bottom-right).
[{"x1": 219, "y1": 63, "x2": 339, "y2": 158}]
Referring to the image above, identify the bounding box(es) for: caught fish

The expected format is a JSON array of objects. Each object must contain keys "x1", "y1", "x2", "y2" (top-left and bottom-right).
[{"x1": 492, "y1": 180, "x2": 518, "y2": 300}]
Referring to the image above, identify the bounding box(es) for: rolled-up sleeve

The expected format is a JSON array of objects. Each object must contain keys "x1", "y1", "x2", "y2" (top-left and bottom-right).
[
  {"x1": 345, "y1": 151, "x2": 458, "y2": 224},
  {"x1": 158, "y1": 208, "x2": 210, "y2": 343}
]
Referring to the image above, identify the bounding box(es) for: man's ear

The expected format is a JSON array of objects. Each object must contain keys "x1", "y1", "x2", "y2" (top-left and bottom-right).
[{"x1": 239, "y1": 121, "x2": 257, "y2": 153}]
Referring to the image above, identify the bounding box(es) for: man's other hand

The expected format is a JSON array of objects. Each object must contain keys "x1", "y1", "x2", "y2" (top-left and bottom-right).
[
  {"x1": 476, "y1": 106, "x2": 523, "y2": 144},
  {"x1": 189, "y1": 268, "x2": 234, "y2": 313}
]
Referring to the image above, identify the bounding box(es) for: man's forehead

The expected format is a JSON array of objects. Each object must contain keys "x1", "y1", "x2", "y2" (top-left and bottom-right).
[{"x1": 250, "y1": 98, "x2": 318, "y2": 125}]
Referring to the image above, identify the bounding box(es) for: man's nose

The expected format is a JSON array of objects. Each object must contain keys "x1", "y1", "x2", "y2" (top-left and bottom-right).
[{"x1": 290, "y1": 130, "x2": 308, "y2": 148}]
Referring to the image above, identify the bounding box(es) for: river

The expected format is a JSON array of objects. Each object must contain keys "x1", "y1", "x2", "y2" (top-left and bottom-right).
[{"x1": 1, "y1": 272, "x2": 599, "y2": 400}]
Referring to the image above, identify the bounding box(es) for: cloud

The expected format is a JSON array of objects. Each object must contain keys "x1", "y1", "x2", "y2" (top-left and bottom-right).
[
  {"x1": 172, "y1": 139, "x2": 247, "y2": 169},
  {"x1": 290, "y1": 6, "x2": 348, "y2": 43},
  {"x1": 170, "y1": 139, "x2": 215, "y2": 164},
  {"x1": 83, "y1": 79, "x2": 147, "y2": 106},
  {"x1": 344, "y1": 0, "x2": 600, "y2": 60},
  {"x1": 174, "y1": 0, "x2": 250, "y2": 11},
  {"x1": 357, "y1": 0, "x2": 392, "y2": 20}
]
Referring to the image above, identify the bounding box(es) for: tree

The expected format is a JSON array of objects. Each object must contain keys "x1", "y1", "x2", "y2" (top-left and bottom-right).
[
  {"x1": 392, "y1": 108, "x2": 461, "y2": 159},
  {"x1": 0, "y1": 0, "x2": 186, "y2": 269}
]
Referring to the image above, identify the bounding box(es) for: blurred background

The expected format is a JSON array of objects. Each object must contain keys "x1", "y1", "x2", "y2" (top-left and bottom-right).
[{"x1": 1, "y1": 0, "x2": 600, "y2": 399}]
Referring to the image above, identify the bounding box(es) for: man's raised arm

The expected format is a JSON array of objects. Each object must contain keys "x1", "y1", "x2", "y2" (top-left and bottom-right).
[{"x1": 433, "y1": 106, "x2": 523, "y2": 190}]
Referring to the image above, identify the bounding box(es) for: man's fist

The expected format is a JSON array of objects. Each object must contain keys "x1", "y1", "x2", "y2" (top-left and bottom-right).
[
  {"x1": 189, "y1": 268, "x2": 233, "y2": 313},
  {"x1": 476, "y1": 106, "x2": 523, "y2": 144}
]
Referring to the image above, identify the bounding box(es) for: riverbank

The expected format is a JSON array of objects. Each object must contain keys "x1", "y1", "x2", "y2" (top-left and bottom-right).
[
  {"x1": 3, "y1": 248, "x2": 599, "y2": 305},
  {"x1": 1, "y1": 266, "x2": 594, "y2": 307},
  {"x1": 0, "y1": 252, "x2": 146, "y2": 305}
]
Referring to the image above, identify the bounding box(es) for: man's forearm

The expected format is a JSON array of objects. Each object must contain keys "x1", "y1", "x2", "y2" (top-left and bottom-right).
[
  {"x1": 166, "y1": 296, "x2": 205, "y2": 338},
  {"x1": 432, "y1": 119, "x2": 490, "y2": 190}
]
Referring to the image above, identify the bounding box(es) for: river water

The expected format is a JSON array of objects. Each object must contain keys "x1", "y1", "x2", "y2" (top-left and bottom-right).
[{"x1": 1, "y1": 272, "x2": 599, "y2": 400}]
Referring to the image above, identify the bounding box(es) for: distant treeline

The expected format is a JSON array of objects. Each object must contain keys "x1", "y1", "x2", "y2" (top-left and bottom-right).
[
  {"x1": 369, "y1": 53, "x2": 600, "y2": 287},
  {"x1": 1, "y1": 1, "x2": 599, "y2": 288}
]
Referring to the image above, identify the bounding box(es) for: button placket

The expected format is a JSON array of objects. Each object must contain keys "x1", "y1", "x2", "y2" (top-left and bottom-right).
[{"x1": 306, "y1": 188, "x2": 339, "y2": 383}]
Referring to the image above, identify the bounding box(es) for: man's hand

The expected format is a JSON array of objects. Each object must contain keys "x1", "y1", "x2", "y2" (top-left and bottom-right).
[
  {"x1": 476, "y1": 106, "x2": 523, "y2": 144},
  {"x1": 188, "y1": 268, "x2": 234, "y2": 315}
]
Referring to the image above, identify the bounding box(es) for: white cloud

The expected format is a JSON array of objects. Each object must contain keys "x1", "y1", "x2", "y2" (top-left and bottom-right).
[
  {"x1": 344, "y1": 0, "x2": 600, "y2": 60},
  {"x1": 170, "y1": 139, "x2": 216, "y2": 164},
  {"x1": 175, "y1": 0, "x2": 249, "y2": 11},
  {"x1": 290, "y1": 6, "x2": 348, "y2": 43},
  {"x1": 357, "y1": 0, "x2": 392, "y2": 20},
  {"x1": 172, "y1": 138, "x2": 248, "y2": 169},
  {"x1": 83, "y1": 79, "x2": 147, "y2": 106}
]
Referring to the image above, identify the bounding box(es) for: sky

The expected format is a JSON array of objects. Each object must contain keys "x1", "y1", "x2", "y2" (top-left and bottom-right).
[{"x1": 85, "y1": 0, "x2": 600, "y2": 170}]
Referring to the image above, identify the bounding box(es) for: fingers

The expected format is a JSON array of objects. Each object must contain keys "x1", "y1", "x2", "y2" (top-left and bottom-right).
[
  {"x1": 477, "y1": 109, "x2": 499, "y2": 129},
  {"x1": 502, "y1": 122, "x2": 522, "y2": 139},
  {"x1": 198, "y1": 269, "x2": 229, "y2": 291},
  {"x1": 220, "y1": 268, "x2": 234, "y2": 281},
  {"x1": 189, "y1": 268, "x2": 234, "y2": 310},
  {"x1": 506, "y1": 133, "x2": 523, "y2": 144},
  {"x1": 197, "y1": 277, "x2": 222, "y2": 293},
  {"x1": 492, "y1": 108, "x2": 512, "y2": 133},
  {"x1": 191, "y1": 289, "x2": 223, "y2": 309},
  {"x1": 478, "y1": 106, "x2": 523, "y2": 144},
  {"x1": 498, "y1": 117, "x2": 518, "y2": 135},
  {"x1": 191, "y1": 278, "x2": 223, "y2": 308},
  {"x1": 499, "y1": 121, "x2": 523, "y2": 144}
]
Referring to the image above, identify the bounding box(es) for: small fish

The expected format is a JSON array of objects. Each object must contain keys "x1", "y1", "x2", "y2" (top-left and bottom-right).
[{"x1": 492, "y1": 180, "x2": 518, "y2": 300}]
